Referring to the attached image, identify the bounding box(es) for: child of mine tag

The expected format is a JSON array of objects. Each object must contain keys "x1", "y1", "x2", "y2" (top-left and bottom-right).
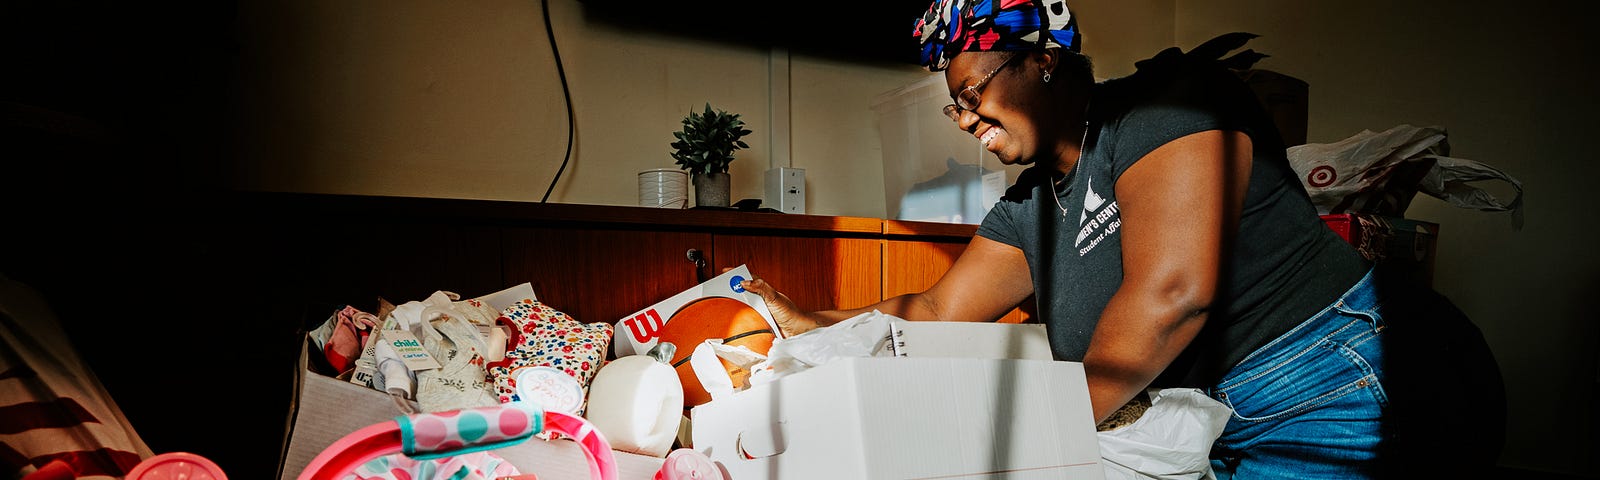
[{"x1": 382, "y1": 329, "x2": 442, "y2": 371}]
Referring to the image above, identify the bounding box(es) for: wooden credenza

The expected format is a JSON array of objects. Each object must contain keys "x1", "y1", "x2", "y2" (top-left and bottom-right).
[
  {"x1": 6, "y1": 191, "x2": 1029, "y2": 476},
  {"x1": 216, "y1": 191, "x2": 1031, "y2": 329}
]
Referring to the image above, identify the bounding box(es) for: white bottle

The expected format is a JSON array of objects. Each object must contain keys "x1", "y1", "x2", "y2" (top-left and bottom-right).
[{"x1": 585, "y1": 343, "x2": 684, "y2": 457}]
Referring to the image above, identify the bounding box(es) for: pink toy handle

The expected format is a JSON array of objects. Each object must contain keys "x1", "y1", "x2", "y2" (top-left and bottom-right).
[
  {"x1": 400, "y1": 402, "x2": 544, "y2": 460},
  {"x1": 297, "y1": 402, "x2": 618, "y2": 480},
  {"x1": 546, "y1": 410, "x2": 618, "y2": 480}
]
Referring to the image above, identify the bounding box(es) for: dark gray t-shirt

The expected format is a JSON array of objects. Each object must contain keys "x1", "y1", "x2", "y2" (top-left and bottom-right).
[{"x1": 976, "y1": 56, "x2": 1369, "y2": 386}]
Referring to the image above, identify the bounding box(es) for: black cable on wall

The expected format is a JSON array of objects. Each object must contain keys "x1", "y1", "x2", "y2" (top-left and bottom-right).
[{"x1": 540, "y1": 0, "x2": 575, "y2": 203}]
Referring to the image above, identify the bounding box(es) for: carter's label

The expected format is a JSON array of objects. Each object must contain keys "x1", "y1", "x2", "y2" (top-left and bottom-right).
[{"x1": 383, "y1": 330, "x2": 441, "y2": 371}]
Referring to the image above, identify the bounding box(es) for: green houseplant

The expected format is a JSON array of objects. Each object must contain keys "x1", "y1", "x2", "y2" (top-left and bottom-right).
[{"x1": 670, "y1": 103, "x2": 751, "y2": 207}]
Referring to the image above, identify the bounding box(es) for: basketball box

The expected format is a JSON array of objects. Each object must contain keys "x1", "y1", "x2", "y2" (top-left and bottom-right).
[{"x1": 610, "y1": 265, "x2": 783, "y2": 410}]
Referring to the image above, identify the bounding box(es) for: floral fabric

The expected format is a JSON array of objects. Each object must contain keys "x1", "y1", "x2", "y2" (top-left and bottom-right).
[{"x1": 485, "y1": 299, "x2": 612, "y2": 417}]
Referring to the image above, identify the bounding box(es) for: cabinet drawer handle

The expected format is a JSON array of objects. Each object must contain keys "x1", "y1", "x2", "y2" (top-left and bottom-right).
[{"x1": 686, "y1": 248, "x2": 709, "y2": 283}]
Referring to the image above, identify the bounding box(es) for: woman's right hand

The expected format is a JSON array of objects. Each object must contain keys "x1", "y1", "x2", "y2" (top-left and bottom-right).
[{"x1": 738, "y1": 276, "x2": 824, "y2": 337}]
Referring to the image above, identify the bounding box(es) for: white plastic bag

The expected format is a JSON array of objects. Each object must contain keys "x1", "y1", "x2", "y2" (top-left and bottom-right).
[
  {"x1": 748, "y1": 310, "x2": 897, "y2": 386},
  {"x1": 687, "y1": 310, "x2": 899, "y2": 398},
  {"x1": 1098, "y1": 388, "x2": 1233, "y2": 480},
  {"x1": 687, "y1": 339, "x2": 769, "y2": 401},
  {"x1": 1287, "y1": 124, "x2": 1523, "y2": 228},
  {"x1": 1418, "y1": 154, "x2": 1524, "y2": 229}
]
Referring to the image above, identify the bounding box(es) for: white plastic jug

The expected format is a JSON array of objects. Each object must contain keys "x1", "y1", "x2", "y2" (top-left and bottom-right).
[{"x1": 584, "y1": 343, "x2": 684, "y2": 457}]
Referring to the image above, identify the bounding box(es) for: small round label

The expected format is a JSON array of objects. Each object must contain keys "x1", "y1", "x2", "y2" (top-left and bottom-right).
[{"x1": 514, "y1": 366, "x2": 585, "y2": 414}]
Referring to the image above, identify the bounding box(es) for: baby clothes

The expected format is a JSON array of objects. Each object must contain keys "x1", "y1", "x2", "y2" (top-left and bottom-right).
[
  {"x1": 413, "y1": 304, "x2": 500, "y2": 413},
  {"x1": 307, "y1": 304, "x2": 380, "y2": 375},
  {"x1": 486, "y1": 299, "x2": 612, "y2": 416},
  {"x1": 373, "y1": 291, "x2": 500, "y2": 412},
  {"x1": 409, "y1": 315, "x2": 496, "y2": 412},
  {"x1": 449, "y1": 297, "x2": 502, "y2": 327}
]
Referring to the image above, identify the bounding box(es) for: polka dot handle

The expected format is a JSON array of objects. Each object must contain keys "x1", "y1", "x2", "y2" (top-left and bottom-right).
[
  {"x1": 298, "y1": 402, "x2": 618, "y2": 480},
  {"x1": 398, "y1": 401, "x2": 545, "y2": 460}
]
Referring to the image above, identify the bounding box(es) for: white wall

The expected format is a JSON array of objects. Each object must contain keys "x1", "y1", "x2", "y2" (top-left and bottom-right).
[
  {"x1": 228, "y1": 0, "x2": 910, "y2": 214},
  {"x1": 1176, "y1": 0, "x2": 1599, "y2": 475},
  {"x1": 228, "y1": 0, "x2": 1175, "y2": 219},
  {"x1": 229, "y1": 0, "x2": 761, "y2": 204}
]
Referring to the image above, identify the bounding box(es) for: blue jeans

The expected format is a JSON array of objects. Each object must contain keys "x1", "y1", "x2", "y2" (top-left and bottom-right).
[{"x1": 1208, "y1": 269, "x2": 1388, "y2": 479}]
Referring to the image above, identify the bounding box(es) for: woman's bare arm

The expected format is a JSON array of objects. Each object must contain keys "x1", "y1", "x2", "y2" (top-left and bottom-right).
[
  {"x1": 741, "y1": 235, "x2": 1035, "y2": 336},
  {"x1": 1081, "y1": 129, "x2": 1252, "y2": 422}
]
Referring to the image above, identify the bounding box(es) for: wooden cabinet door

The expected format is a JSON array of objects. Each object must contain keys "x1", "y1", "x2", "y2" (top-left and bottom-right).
[
  {"x1": 884, "y1": 239, "x2": 1034, "y2": 323},
  {"x1": 502, "y1": 227, "x2": 713, "y2": 325},
  {"x1": 226, "y1": 220, "x2": 506, "y2": 313},
  {"x1": 712, "y1": 234, "x2": 882, "y2": 313}
]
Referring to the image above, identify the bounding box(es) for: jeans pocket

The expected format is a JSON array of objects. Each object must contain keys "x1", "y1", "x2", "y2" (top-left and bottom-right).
[{"x1": 1216, "y1": 324, "x2": 1388, "y2": 423}]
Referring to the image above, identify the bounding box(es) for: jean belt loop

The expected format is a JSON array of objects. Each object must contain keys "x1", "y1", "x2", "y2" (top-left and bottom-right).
[{"x1": 1342, "y1": 268, "x2": 1385, "y2": 332}]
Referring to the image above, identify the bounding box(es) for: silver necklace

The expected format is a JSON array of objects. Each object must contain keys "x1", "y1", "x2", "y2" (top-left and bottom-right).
[{"x1": 1050, "y1": 117, "x2": 1092, "y2": 218}]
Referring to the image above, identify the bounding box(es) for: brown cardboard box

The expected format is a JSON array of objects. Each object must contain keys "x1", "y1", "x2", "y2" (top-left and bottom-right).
[
  {"x1": 277, "y1": 338, "x2": 665, "y2": 480},
  {"x1": 1239, "y1": 69, "x2": 1309, "y2": 147}
]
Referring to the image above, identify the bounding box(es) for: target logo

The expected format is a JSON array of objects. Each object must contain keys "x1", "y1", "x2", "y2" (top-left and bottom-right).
[{"x1": 1307, "y1": 166, "x2": 1337, "y2": 188}]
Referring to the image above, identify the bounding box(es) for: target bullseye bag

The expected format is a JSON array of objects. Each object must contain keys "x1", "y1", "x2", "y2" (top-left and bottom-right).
[{"x1": 1286, "y1": 124, "x2": 1523, "y2": 225}]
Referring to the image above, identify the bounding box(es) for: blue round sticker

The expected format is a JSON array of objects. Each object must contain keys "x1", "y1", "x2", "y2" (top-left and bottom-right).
[{"x1": 730, "y1": 275, "x2": 747, "y2": 293}]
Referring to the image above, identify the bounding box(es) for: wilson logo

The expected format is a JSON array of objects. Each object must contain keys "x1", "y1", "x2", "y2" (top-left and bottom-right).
[{"x1": 624, "y1": 309, "x2": 666, "y2": 343}]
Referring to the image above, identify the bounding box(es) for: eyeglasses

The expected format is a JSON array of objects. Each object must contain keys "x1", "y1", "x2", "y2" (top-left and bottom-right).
[{"x1": 942, "y1": 52, "x2": 1021, "y2": 122}]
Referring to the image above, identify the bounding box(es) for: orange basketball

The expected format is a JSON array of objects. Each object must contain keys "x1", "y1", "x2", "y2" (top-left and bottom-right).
[{"x1": 655, "y1": 296, "x2": 777, "y2": 411}]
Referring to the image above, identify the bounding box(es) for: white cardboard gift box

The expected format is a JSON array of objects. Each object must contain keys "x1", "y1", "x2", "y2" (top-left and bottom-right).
[{"x1": 690, "y1": 321, "x2": 1104, "y2": 480}]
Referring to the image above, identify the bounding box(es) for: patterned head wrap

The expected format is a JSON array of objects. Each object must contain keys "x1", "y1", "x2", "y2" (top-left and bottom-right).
[{"x1": 913, "y1": 0, "x2": 1081, "y2": 71}]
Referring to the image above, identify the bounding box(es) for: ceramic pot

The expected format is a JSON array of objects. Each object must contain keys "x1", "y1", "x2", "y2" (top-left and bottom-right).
[
  {"x1": 692, "y1": 172, "x2": 730, "y2": 208},
  {"x1": 638, "y1": 168, "x2": 688, "y2": 209}
]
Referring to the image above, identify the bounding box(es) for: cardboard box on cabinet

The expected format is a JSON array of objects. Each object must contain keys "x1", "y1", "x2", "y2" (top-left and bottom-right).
[{"x1": 1239, "y1": 69, "x2": 1309, "y2": 147}]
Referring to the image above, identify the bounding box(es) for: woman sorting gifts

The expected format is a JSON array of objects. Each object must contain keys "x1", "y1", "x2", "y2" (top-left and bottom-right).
[{"x1": 740, "y1": 0, "x2": 1503, "y2": 478}]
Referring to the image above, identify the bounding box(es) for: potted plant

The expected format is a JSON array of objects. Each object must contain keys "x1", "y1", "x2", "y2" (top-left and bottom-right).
[{"x1": 670, "y1": 103, "x2": 751, "y2": 208}]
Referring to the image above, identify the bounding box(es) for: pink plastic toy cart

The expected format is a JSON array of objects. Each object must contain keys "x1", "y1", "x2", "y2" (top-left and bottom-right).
[{"x1": 297, "y1": 402, "x2": 617, "y2": 480}]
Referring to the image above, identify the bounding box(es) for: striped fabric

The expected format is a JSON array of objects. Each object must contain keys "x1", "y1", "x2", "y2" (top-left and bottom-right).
[{"x1": 1, "y1": 276, "x2": 152, "y2": 479}]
